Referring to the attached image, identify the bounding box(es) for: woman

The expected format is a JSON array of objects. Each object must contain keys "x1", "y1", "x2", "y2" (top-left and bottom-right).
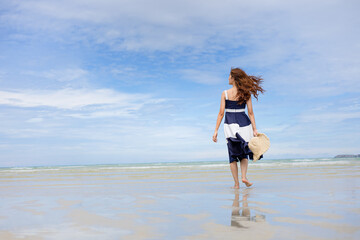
[{"x1": 213, "y1": 67, "x2": 265, "y2": 189}]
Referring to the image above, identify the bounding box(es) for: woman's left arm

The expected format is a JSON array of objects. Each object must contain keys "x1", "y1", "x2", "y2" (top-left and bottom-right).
[
  {"x1": 213, "y1": 91, "x2": 226, "y2": 142},
  {"x1": 246, "y1": 96, "x2": 258, "y2": 136}
]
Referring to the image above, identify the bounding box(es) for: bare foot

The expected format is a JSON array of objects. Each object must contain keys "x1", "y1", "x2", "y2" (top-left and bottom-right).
[
  {"x1": 231, "y1": 184, "x2": 240, "y2": 189},
  {"x1": 242, "y1": 178, "x2": 253, "y2": 187}
]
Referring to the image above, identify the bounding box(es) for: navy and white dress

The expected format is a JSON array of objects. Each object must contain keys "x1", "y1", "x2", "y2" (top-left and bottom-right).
[{"x1": 223, "y1": 90, "x2": 263, "y2": 163}]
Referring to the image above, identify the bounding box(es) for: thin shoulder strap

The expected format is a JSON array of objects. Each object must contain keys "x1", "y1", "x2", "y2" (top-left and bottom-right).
[{"x1": 224, "y1": 90, "x2": 228, "y2": 100}]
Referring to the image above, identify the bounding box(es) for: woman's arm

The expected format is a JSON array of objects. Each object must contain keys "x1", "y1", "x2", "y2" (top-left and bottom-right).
[
  {"x1": 213, "y1": 91, "x2": 226, "y2": 142},
  {"x1": 246, "y1": 96, "x2": 258, "y2": 136}
]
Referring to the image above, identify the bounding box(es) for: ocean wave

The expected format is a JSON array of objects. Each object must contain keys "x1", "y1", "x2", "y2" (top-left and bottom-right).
[
  {"x1": 251, "y1": 160, "x2": 355, "y2": 168},
  {"x1": 0, "y1": 158, "x2": 358, "y2": 173}
]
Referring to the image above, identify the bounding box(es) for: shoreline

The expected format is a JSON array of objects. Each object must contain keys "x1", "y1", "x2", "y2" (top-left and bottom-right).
[{"x1": 0, "y1": 158, "x2": 359, "y2": 239}]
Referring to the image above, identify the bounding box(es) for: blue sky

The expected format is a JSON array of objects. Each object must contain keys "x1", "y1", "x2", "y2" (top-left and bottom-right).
[{"x1": 0, "y1": 0, "x2": 359, "y2": 167}]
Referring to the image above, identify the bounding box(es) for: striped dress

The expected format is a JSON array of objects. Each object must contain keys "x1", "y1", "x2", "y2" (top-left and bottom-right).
[{"x1": 223, "y1": 90, "x2": 263, "y2": 163}]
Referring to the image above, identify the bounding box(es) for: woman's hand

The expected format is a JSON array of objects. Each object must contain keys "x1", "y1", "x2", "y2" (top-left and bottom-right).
[
  {"x1": 253, "y1": 129, "x2": 258, "y2": 137},
  {"x1": 212, "y1": 131, "x2": 218, "y2": 142}
]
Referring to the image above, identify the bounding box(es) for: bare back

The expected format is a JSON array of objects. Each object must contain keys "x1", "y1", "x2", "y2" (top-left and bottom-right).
[
  {"x1": 225, "y1": 88, "x2": 238, "y2": 101},
  {"x1": 225, "y1": 88, "x2": 254, "y2": 115}
]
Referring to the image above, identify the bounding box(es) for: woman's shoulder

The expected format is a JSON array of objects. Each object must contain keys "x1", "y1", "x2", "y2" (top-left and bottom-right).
[
  {"x1": 223, "y1": 88, "x2": 235, "y2": 94},
  {"x1": 224, "y1": 88, "x2": 238, "y2": 96}
]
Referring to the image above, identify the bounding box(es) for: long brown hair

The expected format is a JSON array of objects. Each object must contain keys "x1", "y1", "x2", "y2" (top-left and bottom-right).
[{"x1": 230, "y1": 67, "x2": 265, "y2": 105}]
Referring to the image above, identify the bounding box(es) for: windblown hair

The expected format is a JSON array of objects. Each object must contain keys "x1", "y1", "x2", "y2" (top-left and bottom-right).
[{"x1": 230, "y1": 67, "x2": 265, "y2": 105}]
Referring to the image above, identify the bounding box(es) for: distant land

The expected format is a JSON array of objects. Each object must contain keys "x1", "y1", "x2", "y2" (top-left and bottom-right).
[{"x1": 334, "y1": 154, "x2": 360, "y2": 158}]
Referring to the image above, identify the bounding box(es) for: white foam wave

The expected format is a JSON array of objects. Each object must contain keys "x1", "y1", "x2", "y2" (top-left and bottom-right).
[
  {"x1": 251, "y1": 160, "x2": 354, "y2": 168},
  {"x1": 1, "y1": 159, "x2": 357, "y2": 173}
]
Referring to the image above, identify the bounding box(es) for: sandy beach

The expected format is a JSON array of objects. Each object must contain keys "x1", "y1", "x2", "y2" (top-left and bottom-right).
[{"x1": 0, "y1": 158, "x2": 359, "y2": 239}]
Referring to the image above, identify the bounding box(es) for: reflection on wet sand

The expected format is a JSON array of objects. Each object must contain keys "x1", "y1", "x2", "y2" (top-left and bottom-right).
[{"x1": 230, "y1": 188, "x2": 266, "y2": 228}]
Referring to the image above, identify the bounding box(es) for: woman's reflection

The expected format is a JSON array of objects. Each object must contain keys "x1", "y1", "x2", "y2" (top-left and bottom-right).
[{"x1": 231, "y1": 188, "x2": 266, "y2": 228}]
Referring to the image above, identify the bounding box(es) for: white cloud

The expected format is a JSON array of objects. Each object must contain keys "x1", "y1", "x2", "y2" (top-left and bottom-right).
[
  {"x1": 26, "y1": 117, "x2": 44, "y2": 123},
  {"x1": 296, "y1": 99, "x2": 360, "y2": 124},
  {"x1": 267, "y1": 144, "x2": 359, "y2": 157},
  {"x1": 261, "y1": 124, "x2": 291, "y2": 132},
  {"x1": 64, "y1": 110, "x2": 135, "y2": 119},
  {"x1": 179, "y1": 69, "x2": 223, "y2": 85},
  {"x1": 24, "y1": 68, "x2": 88, "y2": 82},
  {"x1": 0, "y1": 70, "x2": 6, "y2": 81},
  {"x1": 298, "y1": 111, "x2": 360, "y2": 124},
  {"x1": 0, "y1": 88, "x2": 154, "y2": 110},
  {"x1": 5, "y1": 0, "x2": 355, "y2": 53},
  {"x1": 1, "y1": 0, "x2": 359, "y2": 165},
  {"x1": 2, "y1": 0, "x2": 359, "y2": 95}
]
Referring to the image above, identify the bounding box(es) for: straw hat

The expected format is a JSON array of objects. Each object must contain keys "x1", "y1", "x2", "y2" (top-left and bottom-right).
[{"x1": 249, "y1": 132, "x2": 270, "y2": 162}]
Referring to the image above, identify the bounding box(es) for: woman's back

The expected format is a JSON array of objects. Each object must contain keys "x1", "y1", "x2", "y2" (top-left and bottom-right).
[
  {"x1": 225, "y1": 88, "x2": 238, "y2": 101},
  {"x1": 224, "y1": 88, "x2": 247, "y2": 110}
]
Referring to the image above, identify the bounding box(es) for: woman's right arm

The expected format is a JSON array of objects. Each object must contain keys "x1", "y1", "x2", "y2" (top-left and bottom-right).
[{"x1": 213, "y1": 91, "x2": 226, "y2": 142}]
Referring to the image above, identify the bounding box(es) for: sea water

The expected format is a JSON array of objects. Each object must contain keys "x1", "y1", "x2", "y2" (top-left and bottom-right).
[
  {"x1": 0, "y1": 157, "x2": 358, "y2": 173},
  {"x1": 0, "y1": 157, "x2": 359, "y2": 239}
]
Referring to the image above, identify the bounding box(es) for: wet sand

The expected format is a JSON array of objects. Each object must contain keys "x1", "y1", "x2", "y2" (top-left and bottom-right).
[{"x1": 0, "y1": 159, "x2": 359, "y2": 239}]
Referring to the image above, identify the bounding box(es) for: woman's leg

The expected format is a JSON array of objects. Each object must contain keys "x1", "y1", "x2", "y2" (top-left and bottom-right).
[
  {"x1": 240, "y1": 158, "x2": 248, "y2": 178},
  {"x1": 230, "y1": 161, "x2": 240, "y2": 188},
  {"x1": 240, "y1": 158, "x2": 253, "y2": 187}
]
